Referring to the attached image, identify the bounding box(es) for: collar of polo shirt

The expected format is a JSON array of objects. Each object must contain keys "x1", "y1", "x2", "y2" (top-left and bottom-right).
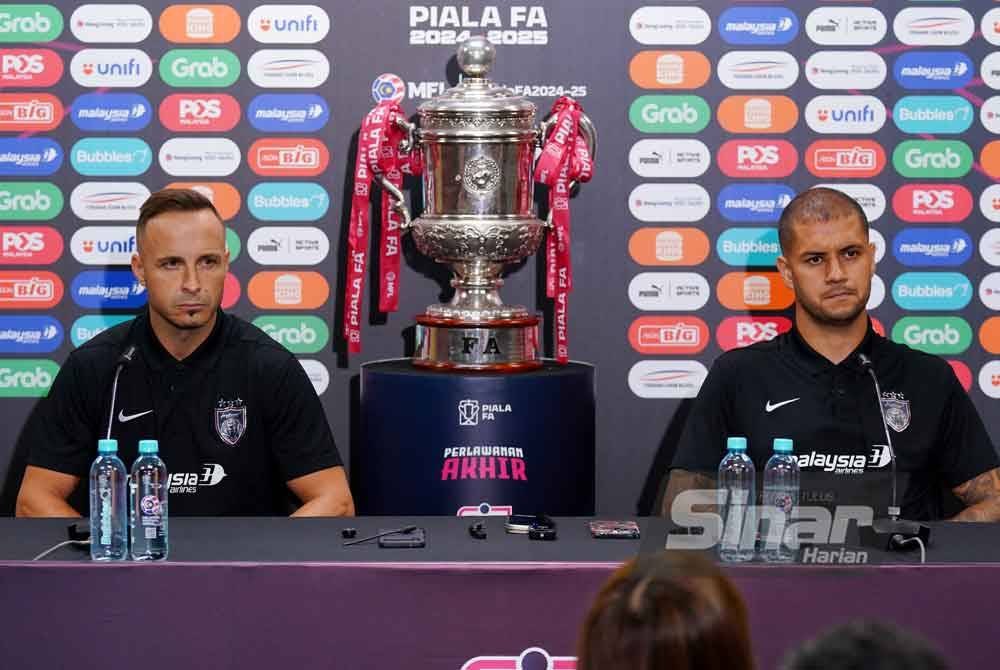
[
  {"x1": 137, "y1": 307, "x2": 228, "y2": 372},
  {"x1": 788, "y1": 317, "x2": 880, "y2": 378}
]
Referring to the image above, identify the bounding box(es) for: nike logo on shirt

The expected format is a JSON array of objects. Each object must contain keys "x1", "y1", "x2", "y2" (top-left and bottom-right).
[
  {"x1": 765, "y1": 398, "x2": 800, "y2": 413},
  {"x1": 118, "y1": 409, "x2": 153, "y2": 423}
]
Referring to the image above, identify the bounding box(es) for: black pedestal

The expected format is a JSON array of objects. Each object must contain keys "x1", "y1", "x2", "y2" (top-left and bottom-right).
[{"x1": 356, "y1": 359, "x2": 595, "y2": 515}]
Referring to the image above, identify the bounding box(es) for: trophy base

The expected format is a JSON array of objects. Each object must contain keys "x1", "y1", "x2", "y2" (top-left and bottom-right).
[{"x1": 413, "y1": 314, "x2": 541, "y2": 371}]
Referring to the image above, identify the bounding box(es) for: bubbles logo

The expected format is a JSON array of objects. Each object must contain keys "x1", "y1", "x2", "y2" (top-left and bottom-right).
[
  {"x1": 0, "y1": 137, "x2": 62, "y2": 176},
  {"x1": 247, "y1": 94, "x2": 329, "y2": 132},
  {"x1": 70, "y1": 314, "x2": 132, "y2": 346},
  {"x1": 371, "y1": 72, "x2": 404, "y2": 103},
  {"x1": 70, "y1": 92, "x2": 150, "y2": 132}
]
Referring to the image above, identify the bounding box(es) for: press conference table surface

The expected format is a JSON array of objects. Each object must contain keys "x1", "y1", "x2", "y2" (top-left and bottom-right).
[{"x1": 2, "y1": 517, "x2": 1000, "y2": 670}]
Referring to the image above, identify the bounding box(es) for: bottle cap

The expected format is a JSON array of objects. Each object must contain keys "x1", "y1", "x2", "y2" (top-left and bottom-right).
[
  {"x1": 726, "y1": 436, "x2": 747, "y2": 451},
  {"x1": 97, "y1": 439, "x2": 117, "y2": 454},
  {"x1": 138, "y1": 439, "x2": 159, "y2": 455},
  {"x1": 773, "y1": 438, "x2": 793, "y2": 453}
]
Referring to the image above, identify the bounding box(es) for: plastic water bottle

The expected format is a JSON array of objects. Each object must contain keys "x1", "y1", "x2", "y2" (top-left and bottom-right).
[
  {"x1": 761, "y1": 438, "x2": 800, "y2": 562},
  {"x1": 130, "y1": 439, "x2": 168, "y2": 561},
  {"x1": 89, "y1": 439, "x2": 128, "y2": 561},
  {"x1": 718, "y1": 436, "x2": 756, "y2": 562}
]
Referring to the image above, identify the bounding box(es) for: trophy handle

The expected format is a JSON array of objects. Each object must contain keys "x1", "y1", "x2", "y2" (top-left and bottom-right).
[
  {"x1": 379, "y1": 176, "x2": 413, "y2": 230},
  {"x1": 538, "y1": 107, "x2": 597, "y2": 229},
  {"x1": 394, "y1": 116, "x2": 418, "y2": 154}
]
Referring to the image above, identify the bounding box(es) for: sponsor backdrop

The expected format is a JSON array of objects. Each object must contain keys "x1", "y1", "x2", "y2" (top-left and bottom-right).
[{"x1": 0, "y1": 0, "x2": 998, "y2": 515}]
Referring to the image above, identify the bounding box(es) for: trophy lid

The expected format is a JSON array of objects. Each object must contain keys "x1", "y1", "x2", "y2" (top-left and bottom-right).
[{"x1": 417, "y1": 36, "x2": 535, "y2": 117}]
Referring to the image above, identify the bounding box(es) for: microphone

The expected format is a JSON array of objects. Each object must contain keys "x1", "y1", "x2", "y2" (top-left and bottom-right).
[
  {"x1": 856, "y1": 353, "x2": 931, "y2": 554},
  {"x1": 342, "y1": 525, "x2": 418, "y2": 546},
  {"x1": 105, "y1": 345, "x2": 137, "y2": 440}
]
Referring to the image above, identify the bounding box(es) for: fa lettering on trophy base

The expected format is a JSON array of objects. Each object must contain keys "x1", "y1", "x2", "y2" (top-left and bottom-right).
[{"x1": 345, "y1": 36, "x2": 595, "y2": 371}]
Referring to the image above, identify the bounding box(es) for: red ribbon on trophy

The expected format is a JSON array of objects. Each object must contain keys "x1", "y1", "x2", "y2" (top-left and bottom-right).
[
  {"x1": 344, "y1": 101, "x2": 423, "y2": 353},
  {"x1": 534, "y1": 96, "x2": 594, "y2": 364}
]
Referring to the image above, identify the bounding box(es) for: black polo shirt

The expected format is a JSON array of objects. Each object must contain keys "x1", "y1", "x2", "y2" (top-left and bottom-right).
[
  {"x1": 21, "y1": 309, "x2": 343, "y2": 515},
  {"x1": 670, "y1": 321, "x2": 998, "y2": 521}
]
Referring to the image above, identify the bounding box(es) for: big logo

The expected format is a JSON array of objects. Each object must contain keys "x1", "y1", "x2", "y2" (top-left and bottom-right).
[
  {"x1": 892, "y1": 316, "x2": 971, "y2": 355},
  {"x1": 814, "y1": 183, "x2": 886, "y2": 222},
  {"x1": 248, "y1": 138, "x2": 329, "y2": 177},
  {"x1": 627, "y1": 227, "x2": 709, "y2": 266},
  {"x1": 0, "y1": 182, "x2": 61, "y2": 221},
  {"x1": 70, "y1": 48, "x2": 151, "y2": 87},
  {"x1": 892, "y1": 184, "x2": 972, "y2": 223},
  {"x1": 247, "y1": 49, "x2": 329, "y2": 88},
  {"x1": 0, "y1": 270, "x2": 62, "y2": 308},
  {"x1": 247, "y1": 94, "x2": 329, "y2": 132},
  {"x1": 0, "y1": 48, "x2": 61, "y2": 86},
  {"x1": 158, "y1": 137, "x2": 240, "y2": 177},
  {"x1": 804, "y1": 95, "x2": 885, "y2": 134},
  {"x1": 628, "y1": 316, "x2": 708, "y2": 355},
  {"x1": 247, "y1": 226, "x2": 329, "y2": 265},
  {"x1": 805, "y1": 7, "x2": 887, "y2": 46},
  {"x1": 628, "y1": 51, "x2": 711, "y2": 90},
  {"x1": 629, "y1": 6, "x2": 711, "y2": 46},
  {"x1": 247, "y1": 271, "x2": 329, "y2": 309},
  {"x1": 716, "y1": 315, "x2": 792, "y2": 351},
  {"x1": 159, "y1": 48, "x2": 240, "y2": 87},
  {"x1": 159, "y1": 93, "x2": 240, "y2": 132},
  {"x1": 717, "y1": 50, "x2": 798, "y2": 89},
  {"x1": 892, "y1": 272, "x2": 972, "y2": 311},
  {"x1": 70, "y1": 4, "x2": 151, "y2": 42},
  {"x1": 0, "y1": 93, "x2": 61, "y2": 131},
  {"x1": 252, "y1": 315, "x2": 329, "y2": 354},
  {"x1": 716, "y1": 227, "x2": 781, "y2": 266},
  {"x1": 806, "y1": 140, "x2": 885, "y2": 178},
  {"x1": 628, "y1": 272, "x2": 710, "y2": 311},
  {"x1": 71, "y1": 137, "x2": 151, "y2": 177},
  {"x1": 0, "y1": 315, "x2": 62, "y2": 353},
  {"x1": 718, "y1": 6, "x2": 798, "y2": 45},
  {"x1": 628, "y1": 360, "x2": 708, "y2": 399},
  {"x1": 0, "y1": 359, "x2": 58, "y2": 397},
  {"x1": 70, "y1": 314, "x2": 132, "y2": 346},
  {"x1": 806, "y1": 50, "x2": 886, "y2": 89},
  {"x1": 893, "y1": 96, "x2": 973, "y2": 134},
  {"x1": 628, "y1": 183, "x2": 709, "y2": 222},
  {"x1": 629, "y1": 95, "x2": 710, "y2": 133},
  {"x1": 628, "y1": 139, "x2": 710, "y2": 179},
  {"x1": 893, "y1": 51, "x2": 972, "y2": 90},
  {"x1": 892, "y1": 140, "x2": 971, "y2": 178},
  {"x1": 70, "y1": 226, "x2": 136, "y2": 265},
  {"x1": 892, "y1": 228, "x2": 972, "y2": 267},
  {"x1": 716, "y1": 95, "x2": 798, "y2": 133},
  {"x1": 248, "y1": 5, "x2": 330, "y2": 43},
  {"x1": 893, "y1": 7, "x2": 974, "y2": 46},
  {"x1": 247, "y1": 182, "x2": 328, "y2": 221},
  {"x1": 70, "y1": 92, "x2": 150, "y2": 131},
  {"x1": 0, "y1": 138, "x2": 61, "y2": 176},
  {"x1": 0, "y1": 5, "x2": 62, "y2": 42},
  {"x1": 0, "y1": 226, "x2": 61, "y2": 264},
  {"x1": 70, "y1": 182, "x2": 149, "y2": 221},
  {"x1": 70, "y1": 269, "x2": 145, "y2": 309},
  {"x1": 717, "y1": 140, "x2": 797, "y2": 178},
  {"x1": 717, "y1": 183, "x2": 793, "y2": 223},
  {"x1": 158, "y1": 5, "x2": 241, "y2": 44}
]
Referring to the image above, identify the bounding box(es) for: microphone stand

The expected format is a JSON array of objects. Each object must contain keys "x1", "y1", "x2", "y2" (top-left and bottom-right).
[{"x1": 856, "y1": 354, "x2": 931, "y2": 552}]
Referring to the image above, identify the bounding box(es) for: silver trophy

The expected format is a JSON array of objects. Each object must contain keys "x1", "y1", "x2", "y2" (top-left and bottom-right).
[{"x1": 384, "y1": 36, "x2": 596, "y2": 370}]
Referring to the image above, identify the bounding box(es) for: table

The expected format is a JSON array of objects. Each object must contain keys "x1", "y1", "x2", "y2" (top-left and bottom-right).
[{"x1": 2, "y1": 517, "x2": 999, "y2": 670}]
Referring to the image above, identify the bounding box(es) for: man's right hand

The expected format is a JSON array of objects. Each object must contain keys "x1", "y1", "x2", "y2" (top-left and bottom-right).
[{"x1": 15, "y1": 465, "x2": 82, "y2": 517}]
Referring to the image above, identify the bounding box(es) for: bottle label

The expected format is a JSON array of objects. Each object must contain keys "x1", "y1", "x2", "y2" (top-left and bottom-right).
[{"x1": 99, "y1": 473, "x2": 112, "y2": 546}]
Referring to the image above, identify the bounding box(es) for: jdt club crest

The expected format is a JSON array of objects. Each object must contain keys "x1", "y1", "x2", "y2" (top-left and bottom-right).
[
  {"x1": 215, "y1": 397, "x2": 246, "y2": 446},
  {"x1": 880, "y1": 392, "x2": 911, "y2": 433}
]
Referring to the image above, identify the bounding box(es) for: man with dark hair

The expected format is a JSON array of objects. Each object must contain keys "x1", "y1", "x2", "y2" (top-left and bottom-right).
[
  {"x1": 661, "y1": 187, "x2": 1000, "y2": 522},
  {"x1": 781, "y1": 620, "x2": 948, "y2": 670},
  {"x1": 16, "y1": 188, "x2": 354, "y2": 517}
]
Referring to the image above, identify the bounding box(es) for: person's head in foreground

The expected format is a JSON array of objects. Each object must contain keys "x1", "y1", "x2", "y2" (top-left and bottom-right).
[
  {"x1": 577, "y1": 551, "x2": 754, "y2": 670},
  {"x1": 781, "y1": 619, "x2": 948, "y2": 670}
]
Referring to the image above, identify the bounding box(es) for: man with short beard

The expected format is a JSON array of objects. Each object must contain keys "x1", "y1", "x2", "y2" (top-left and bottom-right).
[{"x1": 661, "y1": 187, "x2": 1000, "y2": 522}]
